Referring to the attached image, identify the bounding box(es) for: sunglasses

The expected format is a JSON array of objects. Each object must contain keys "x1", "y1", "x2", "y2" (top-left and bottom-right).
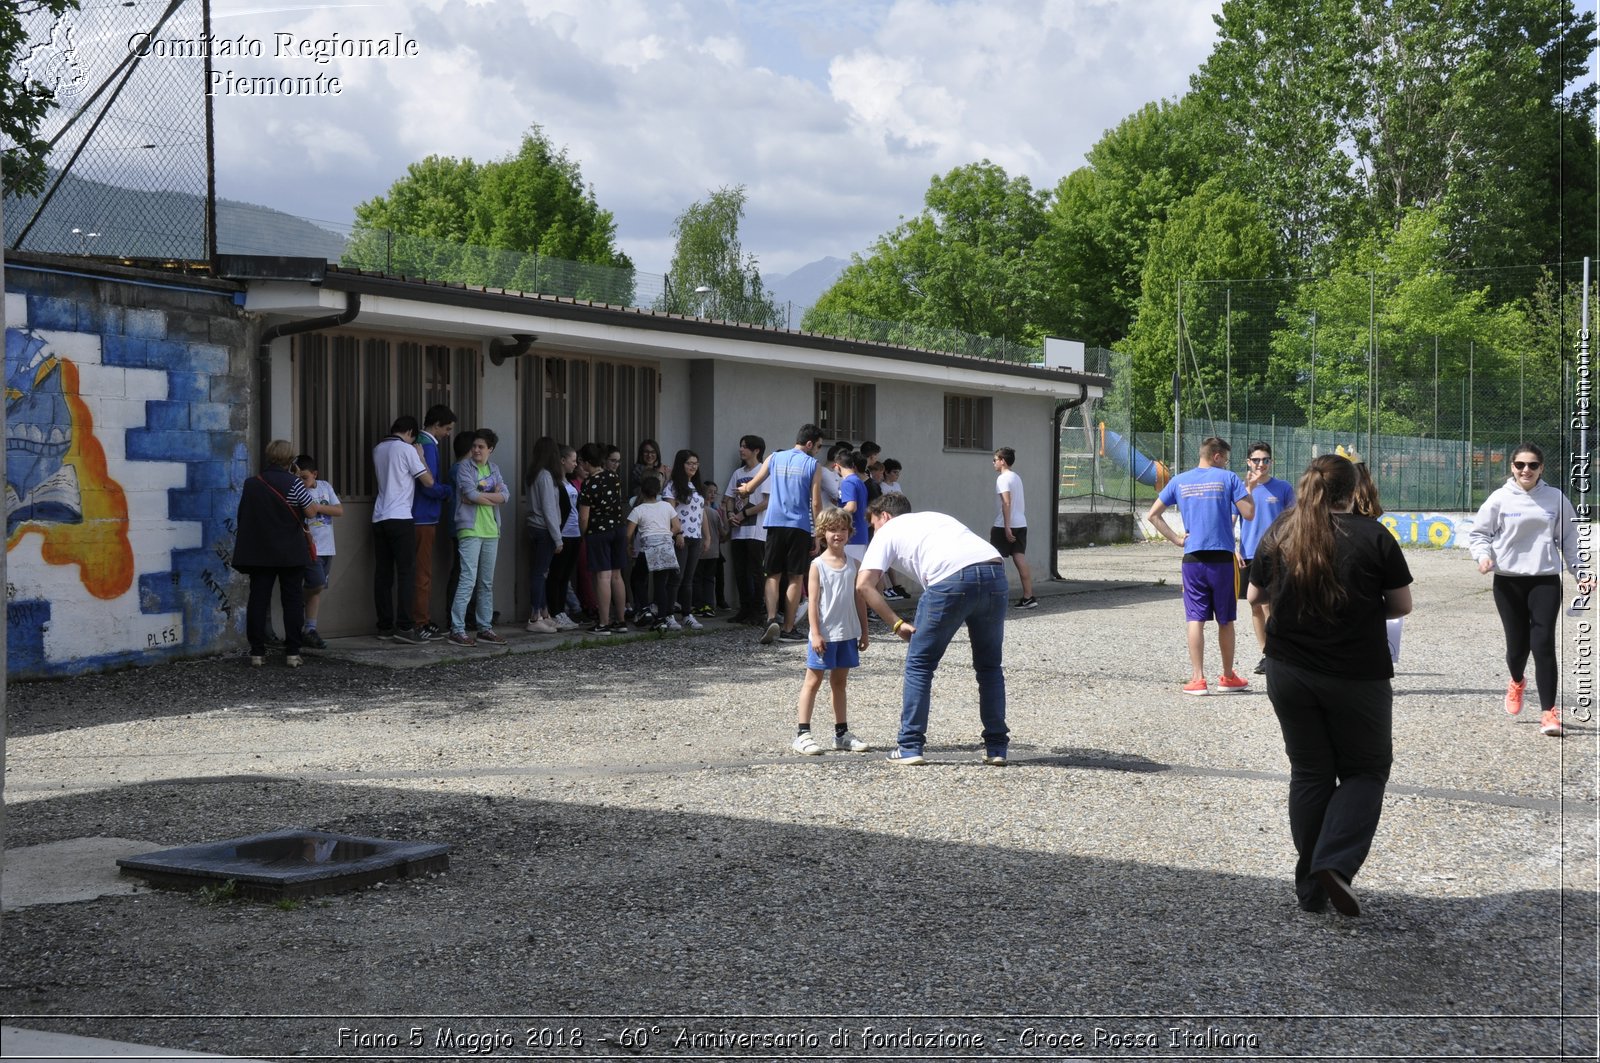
[{"x1": 1513, "y1": 461, "x2": 1542, "y2": 471}]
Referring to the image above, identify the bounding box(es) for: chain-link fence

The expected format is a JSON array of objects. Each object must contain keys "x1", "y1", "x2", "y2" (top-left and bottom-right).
[
  {"x1": 6, "y1": 0, "x2": 213, "y2": 260},
  {"x1": 1062, "y1": 266, "x2": 1593, "y2": 517}
]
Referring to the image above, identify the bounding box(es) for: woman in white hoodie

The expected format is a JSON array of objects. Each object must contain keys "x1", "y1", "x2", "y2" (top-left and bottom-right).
[{"x1": 1469, "y1": 444, "x2": 1591, "y2": 736}]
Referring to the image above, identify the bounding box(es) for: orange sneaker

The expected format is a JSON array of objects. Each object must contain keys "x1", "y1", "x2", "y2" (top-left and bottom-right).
[
  {"x1": 1216, "y1": 673, "x2": 1249, "y2": 693},
  {"x1": 1504, "y1": 679, "x2": 1526, "y2": 716},
  {"x1": 1541, "y1": 709, "x2": 1565, "y2": 737},
  {"x1": 1182, "y1": 678, "x2": 1209, "y2": 696}
]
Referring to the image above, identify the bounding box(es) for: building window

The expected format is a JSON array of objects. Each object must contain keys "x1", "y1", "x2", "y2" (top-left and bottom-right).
[
  {"x1": 815, "y1": 380, "x2": 874, "y2": 441},
  {"x1": 944, "y1": 394, "x2": 992, "y2": 450},
  {"x1": 294, "y1": 329, "x2": 480, "y2": 500},
  {"x1": 518, "y1": 352, "x2": 657, "y2": 468}
]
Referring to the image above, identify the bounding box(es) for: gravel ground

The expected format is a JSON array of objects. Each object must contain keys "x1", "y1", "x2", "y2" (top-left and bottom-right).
[{"x1": 2, "y1": 543, "x2": 1596, "y2": 1060}]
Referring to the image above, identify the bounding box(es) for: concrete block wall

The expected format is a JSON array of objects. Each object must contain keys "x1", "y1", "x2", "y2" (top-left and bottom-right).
[{"x1": 5, "y1": 264, "x2": 253, "y2": 678}]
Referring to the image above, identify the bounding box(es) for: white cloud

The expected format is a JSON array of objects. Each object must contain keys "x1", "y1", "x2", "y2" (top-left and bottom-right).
[{"x1": 200, "y1": 0, "x2": 1221, "y2": 274}]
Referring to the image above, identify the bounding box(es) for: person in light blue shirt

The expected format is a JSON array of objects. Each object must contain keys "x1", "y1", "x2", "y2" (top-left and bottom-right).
[
  {"x1": 1236, "y1": 441, "x2": 1296, "y2": 675},
  {"x1": 735, "y1": 423, "x2": 823, "y2": 644},
  {"x1": 1146, "y1": 436, "x2": 1262, "y2": 696}
]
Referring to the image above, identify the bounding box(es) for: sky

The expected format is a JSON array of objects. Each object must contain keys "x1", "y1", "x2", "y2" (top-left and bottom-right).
[{"x1": 105, "y1": 0, "x2": 1227, "y2": 275}]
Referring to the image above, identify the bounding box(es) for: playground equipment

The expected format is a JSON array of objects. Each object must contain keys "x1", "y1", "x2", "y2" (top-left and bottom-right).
[{"x1": 1099, "y1": 423, "x2": 1171, "y2": 490}]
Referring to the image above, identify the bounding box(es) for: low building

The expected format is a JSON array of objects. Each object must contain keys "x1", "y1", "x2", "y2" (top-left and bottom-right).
[{"x1": 3, "y1": 251, "x2": 1105, "y2": 676}]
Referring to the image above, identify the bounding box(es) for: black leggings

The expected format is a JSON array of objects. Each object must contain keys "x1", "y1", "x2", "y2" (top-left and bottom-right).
[{"x1": 1493, "y1": 574, "x2": 1561, "y2": 711}]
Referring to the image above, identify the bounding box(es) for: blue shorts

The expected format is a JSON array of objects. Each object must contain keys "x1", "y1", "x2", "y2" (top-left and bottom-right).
[
  {"x1": 585, "y1": 525, "x2": 629, "y2": 573},
  {"x1": 1182, "y1": 559, "x2": 1237, "y2": 624},
  {"x1": 806, "y1": 638, "x2": 860, "y2": 671},
  {"x1": 303, "y1": 554, "x2": 331, "y2": 589}
]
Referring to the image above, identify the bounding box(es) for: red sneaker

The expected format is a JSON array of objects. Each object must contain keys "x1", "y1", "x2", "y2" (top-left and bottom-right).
[
  {"x1": 1541, "y1": 709, "x2": 1565, "y2": 737},
  {"x1": 1504, "y1": 679, "x2": 1526, "y2": 716},
  {"x1": 1182, "y1": 678, "x2": 1209, "y2": 696},
  {"x1": 1216, "y1": 673, "x2": 1249, "y2": 693}
]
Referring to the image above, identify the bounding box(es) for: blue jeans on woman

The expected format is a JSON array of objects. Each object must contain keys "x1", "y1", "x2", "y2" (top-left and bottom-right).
[
  {"x1": 451, "y1": 535, "x2": 500, "y2": 634},
  {"x1": 898, "y1": 560, "x2": 1009, "y2": 757}
]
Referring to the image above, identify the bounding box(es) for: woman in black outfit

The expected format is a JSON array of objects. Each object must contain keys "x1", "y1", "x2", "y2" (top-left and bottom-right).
[
  {"x1": 233, "y1": 439, "x2": 319, "y2": 667},
  {"x1": 1248, "y1": 454, "x2": 1413, "y2": 916}
]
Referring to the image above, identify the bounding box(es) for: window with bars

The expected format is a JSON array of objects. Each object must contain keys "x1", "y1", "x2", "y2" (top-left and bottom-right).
[
  {"x1": 294, "y1": 330, "x2": 480, "y2": 499},
  {"x1": 814, "y1": 380, "x2": 874, "y2": 442},
  {"x1": 944, "y1": 394, "x2": 993, "y2": 450},
  {"x1": 516, "y1": 352, "x2": 658, "y2": 466}
]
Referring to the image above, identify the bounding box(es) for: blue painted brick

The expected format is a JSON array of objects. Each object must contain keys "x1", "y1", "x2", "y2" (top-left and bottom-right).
[
  {"x1": 190, "y1": 402, "x2": 230, "y2": 431},
  {"x1": 188, "y1": 460, "x2": 233, "y2": 489},
  {"x1": 146, "y1": 401, "x2": 189, "y2": 431},
  {"x1": 127, "y1": 428, "x2": 214, "y2": 462},
  {"x1": 169, "y1": 487, "x2": 211, "y2": 521},
  {"x1": 27, "y1": 296, "x2": 79, "y2": 331},
  {"x1": 169, "y1": 372, "x2": 209, "y2": 402},
  {"x1": 124, "y1": 308, "x2": 167, "y2": 338},
  {"x1": 101, "y1": 334, "x2": 152, "y2": 368},
  {"x1": 139, "y1": 572, "x2": 182, "y2": 613}
]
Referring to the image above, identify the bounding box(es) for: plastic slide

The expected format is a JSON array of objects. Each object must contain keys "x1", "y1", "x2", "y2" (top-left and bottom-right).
[{"x1": 1099, "y1": 424, "x2": 1172, "y2": 490}]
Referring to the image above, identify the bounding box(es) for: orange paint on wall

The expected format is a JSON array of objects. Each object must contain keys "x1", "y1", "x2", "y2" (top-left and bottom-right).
[{"x1": 7, "y1": 357, "x2": 133, "y2": 599}]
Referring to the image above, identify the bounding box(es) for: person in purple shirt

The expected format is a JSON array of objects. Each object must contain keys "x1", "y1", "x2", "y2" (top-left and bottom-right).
[
  {"x1": 1236, "y1": 441, "x2": 1296, "y2": 676},
  {"x1": 1146, "y1": 436, "x2": 1263, "y2": 696}
]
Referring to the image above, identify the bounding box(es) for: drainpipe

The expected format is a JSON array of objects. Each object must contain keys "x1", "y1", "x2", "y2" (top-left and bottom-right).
[
  {"x1": 488, "y1": 334, "x2": 537, "y2": 366},
  {"x1": 1050, "y1": 384, "x2": 1091, "y2": 581},
  {"x1": 256, "y1": 292, "x2": 360, "y2": 456}
]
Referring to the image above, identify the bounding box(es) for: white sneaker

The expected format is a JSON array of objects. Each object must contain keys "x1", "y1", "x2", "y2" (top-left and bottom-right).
[
  {"x1": 664, "y1": 617, "x2": 682, "y2": 631},
  {"x1": 526, "y1": 617, "x2": 559, "y2": 634},
  {"x1": 832, "y1": 730, "x2": 869, "y2": 752},
  {"x1": 791, "y1": 733, "x2": 824, "y2": 755},
  {"x1": 552, "y1": 612, "x2": 578, "y2": 629},
  {"x1": 683, "y1": 614, "x2": 702, "y2": 630}
]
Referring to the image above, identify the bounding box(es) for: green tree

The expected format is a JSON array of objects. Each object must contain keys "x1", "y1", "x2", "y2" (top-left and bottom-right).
[
  {"x1": 344, "y1": 127, "x2": 633, "y2": 302},
  {"x1": 2, "y1": 0, "x2": 79, "y2": 198},
  {"x1": 1040, "y1": 97, "x2": 1220, "y2": 347},
  {"x1": 1121, "y1": 180, "x2": 1280, "y2": 433},
  {"x1": 805, "y1": 161, "x2": 1055, "y2": 345},
  {"x1": 659, "y1": 185, "x2": 783, "y2": 327}
]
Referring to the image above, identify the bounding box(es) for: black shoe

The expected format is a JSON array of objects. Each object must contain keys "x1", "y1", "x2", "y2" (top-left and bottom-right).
[
  {"x1": 300, "y1": 629, "x2": 327, "y2": 650},
  {"x1": 1254, "y1": 656, "x2": 1268, "y2": 675},
  {"x1": 760, "y1": 618, "x2": 781, "y2": 644},
  {"x1": 1315, "y1": 869, "x2": 1361, "y2": 916},
  {"x1": 1014, "y1": 596, "x2": 1039, "y2": 609},
  {"x1": 417, "y1": 623, "x2": 444, "y2": 642},
  {"x1": 265, "y1": 629, "x2": 284, "y2": 648},
  {"x1": 778, "y1": 628, "x2": 807, "y2": 643},
  {"x1": 393, "y1": 627, "x2": 424, "y2": 645},
  {"x1": 609, "y1": 622, "x2": 631, "y2": 634}
]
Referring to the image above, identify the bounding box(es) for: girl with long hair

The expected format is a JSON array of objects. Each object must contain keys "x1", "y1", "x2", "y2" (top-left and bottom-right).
[
  {"x1": 524, "y1": 436, "x2": 568, "y2": 633},
  {"x1": 662, "y1": 448, "x2": 709, "y2": 628},
  {"x1": 1248, "y1": 454, "x2": 1413, "y2": 917},
  {"x1": 1468, "y1": 443, "x2": 1591, "y2": 735}
]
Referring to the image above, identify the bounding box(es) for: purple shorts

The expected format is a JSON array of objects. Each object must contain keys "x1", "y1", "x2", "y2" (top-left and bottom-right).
[{"x1": 1182, "y1": 559, "x2": 1237, "y2": 624}]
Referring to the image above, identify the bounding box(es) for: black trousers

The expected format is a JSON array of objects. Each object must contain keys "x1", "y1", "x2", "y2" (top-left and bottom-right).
[
  {"x1": 547, "y1": 536, "x2": 582, "y2": 617},
  {"x1": 372, "y1": 518, "x2": 417, "y2": 633},
  {"x1": 1267, "y1": 658, "x2": 1393, "y2": 909},
  {"x1": 729, "y1": 539, "x2": 764, "y2": 616},
  {"x1": 1493, "y1": 573, "x2": 1562, "y2": 712},
  {"x1": 248, "y1": 567, "x2": 304, "y2": 655}
]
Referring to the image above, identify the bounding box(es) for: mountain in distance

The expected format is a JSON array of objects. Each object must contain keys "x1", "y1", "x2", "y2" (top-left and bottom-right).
[
  {"x1": 4, "y1": 170, "x2": 348, "y2": 261},
  {"x1": 764, "y1": 256, "x2": 848, "y2": 312}
]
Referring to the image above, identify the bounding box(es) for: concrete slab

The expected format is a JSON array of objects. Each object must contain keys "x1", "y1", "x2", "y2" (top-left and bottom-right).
[
  {"x1": 1, "y1": 837, "x2": 161, "y2": 911},
  {"x1": 2, "y1": 1025, "x2": 269, "y2": 1062}
]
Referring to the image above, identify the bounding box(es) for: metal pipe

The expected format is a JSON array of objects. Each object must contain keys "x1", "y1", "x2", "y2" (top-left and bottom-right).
[{"x1": 257, "y1": 292, "x2": 360, "y2": 455}]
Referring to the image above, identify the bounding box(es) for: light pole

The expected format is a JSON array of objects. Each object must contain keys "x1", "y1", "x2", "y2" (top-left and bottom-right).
[
  {"x1": 70, "y1": 227, "x2": 98, "y2": 254},
  {"x1": 693, "y1": 284, "x2": 714, "y2": 319}
]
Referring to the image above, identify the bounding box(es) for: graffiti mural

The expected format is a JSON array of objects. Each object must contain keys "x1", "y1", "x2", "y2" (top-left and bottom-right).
[
  {"x1": 4, "y1": 272, "x2": 247, "y2": 678},
  {"x1": 7, "y1": 327, "x2": 134, "y2": 597},
  {"x1": 1380, "y1": 511, "x2": 1472, "y2": 548}
]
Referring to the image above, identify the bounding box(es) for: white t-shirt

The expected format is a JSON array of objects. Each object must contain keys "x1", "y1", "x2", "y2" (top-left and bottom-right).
[
  {"x1": 994, "y1": 468, "x2": 1027, "y2": 528},
  {"x1": 372, "y1": 436, "x2": 428, "y2": 522},
  {"x1": 725, "y1": 463, "x2": 769, "y2": 542},
  {"x1": 627, "y1": 499, "x2": 676, "y2": 539},
  {"x1": 881, "y1": 481, "x2": 904, "y2": 495},
  {"x1": 662, "y1": 482, "x2": 706, "y2": 538},
  {"x1": 304, "y1": 480, "x2": 340, "y2": 556},
  {"x1": 861, "y1": 511, "x2": 1000, "y2": 589}
]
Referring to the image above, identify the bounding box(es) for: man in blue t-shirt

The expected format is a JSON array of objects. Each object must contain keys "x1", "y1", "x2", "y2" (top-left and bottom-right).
[
  {"x1": 736, "y1": 423, "x2": 823, "y2": 644},
  {"x1": 1146, "y1": 436, "x2": 1263, "y2": 696},
  {"x1": 1235, "y1": 440, "x2": 1296, "y2": 676}
]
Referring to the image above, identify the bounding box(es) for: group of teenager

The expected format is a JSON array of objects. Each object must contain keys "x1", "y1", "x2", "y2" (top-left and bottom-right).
[{"x1": 1145, "y1": 435, "x2": 1587, "y2": 917}]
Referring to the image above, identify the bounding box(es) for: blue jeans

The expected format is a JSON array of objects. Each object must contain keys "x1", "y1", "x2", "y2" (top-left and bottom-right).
[
  {"x1": 451, "y1": 535, "x2": 499, "y2": 633},
  {"x1": 899, "y1": 561, "x2": 1009, "y2": 756}
]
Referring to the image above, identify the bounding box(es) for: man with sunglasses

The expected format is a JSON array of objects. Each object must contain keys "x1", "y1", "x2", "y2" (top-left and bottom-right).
[{"x1": 1237, "y1": 441, "x2": 1296, "y2": 675}]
